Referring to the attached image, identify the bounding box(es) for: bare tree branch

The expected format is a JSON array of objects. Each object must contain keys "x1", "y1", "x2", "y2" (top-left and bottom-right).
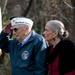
[
  {"x1": 60, "y1": 13, "x2": 73, "y2": 25},
  {"x1": 2, "y1": 0, "x2": 8, "y2": 15},
  {"x1": 71, "y1": 0, "x2": 75, "y2": 13},
  {"x1": 23, "y1": 0, "x2": 34, "y2": 17},
  {"x1": 0, "y1": 0, "x2": 8, "y2": 15},
  {"x1": 63, "y1": 1, "x2": 75, "y2": 9}
]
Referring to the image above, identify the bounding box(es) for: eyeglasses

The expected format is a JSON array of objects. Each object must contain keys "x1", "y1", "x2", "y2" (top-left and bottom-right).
[{"x1": 13, "y1": 28, "x2": 18, "y2": 32}]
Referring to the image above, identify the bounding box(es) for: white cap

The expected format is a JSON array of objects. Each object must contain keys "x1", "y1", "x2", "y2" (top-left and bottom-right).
[{"x1": 11, "y1": 17, "x2": 33, "y2": 27}]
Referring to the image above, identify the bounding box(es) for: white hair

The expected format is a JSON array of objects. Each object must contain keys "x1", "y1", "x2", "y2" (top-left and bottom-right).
[{"x1": 47, "y1": 20, "x2": 69, "y2": 38}]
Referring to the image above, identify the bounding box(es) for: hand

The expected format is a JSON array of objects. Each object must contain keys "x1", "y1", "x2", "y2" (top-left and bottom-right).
[{"x1": 4, "y1": 22, "x2": 12, "y2": 33}]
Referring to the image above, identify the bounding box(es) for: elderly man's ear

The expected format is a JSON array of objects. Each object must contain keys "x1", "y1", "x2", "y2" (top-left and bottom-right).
[{"x1": 4, "y1": 22, "x2": 12, "y2": 33}]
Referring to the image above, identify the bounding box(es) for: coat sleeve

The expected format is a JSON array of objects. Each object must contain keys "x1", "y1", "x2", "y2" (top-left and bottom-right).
[
  {"x1": 59, "y1": 40, "x2": 75, "y2": 75},
  {"x1": 34, "y1": 37, "x2": 48, "y2": 75},
  {"x1": 0, "y1": 31, "x2": 10, "y2": 53}
]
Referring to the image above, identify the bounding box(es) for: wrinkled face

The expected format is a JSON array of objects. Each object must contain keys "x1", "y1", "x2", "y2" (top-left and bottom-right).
[
  {"x1": 12, "y1": 25, "x2": 28, "y2": 42},
  {"x1": 43, "y1": 23, "x2": 57, "y2": 43}
]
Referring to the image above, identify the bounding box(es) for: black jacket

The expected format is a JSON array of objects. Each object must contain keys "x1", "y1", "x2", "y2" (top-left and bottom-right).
[{"x1": 46, "y1": 39, "x2": 75, "y2": 75}]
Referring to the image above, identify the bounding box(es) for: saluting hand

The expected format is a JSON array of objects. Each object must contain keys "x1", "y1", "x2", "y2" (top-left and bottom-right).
[{"x1": 4, "y1": 22, "x2": 12, "y2": 34}]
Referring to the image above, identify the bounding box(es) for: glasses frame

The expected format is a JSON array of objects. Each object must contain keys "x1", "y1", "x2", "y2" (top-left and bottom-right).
[{"x1": 13, "y1": 28, "x2": 18, "y2": 32}]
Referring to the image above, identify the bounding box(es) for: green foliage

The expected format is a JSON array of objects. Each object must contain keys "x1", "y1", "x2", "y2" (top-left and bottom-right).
[{"x1": 2, "y1": 16, "x2": 9, "y2": 28}]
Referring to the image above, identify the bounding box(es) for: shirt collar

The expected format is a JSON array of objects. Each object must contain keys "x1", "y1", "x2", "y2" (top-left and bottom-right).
[{"x1": 21, "y1": 32, "x2": 31, "y2": 45}]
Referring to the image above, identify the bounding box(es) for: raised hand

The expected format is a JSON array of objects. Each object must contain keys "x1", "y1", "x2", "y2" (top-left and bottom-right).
[{"x1": 4, "y1": 22, "x2": 12, "y2": 33}]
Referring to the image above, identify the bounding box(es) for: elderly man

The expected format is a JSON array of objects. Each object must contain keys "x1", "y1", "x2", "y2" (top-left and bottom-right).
[{"x1": 0, "y1": 17, "x2": 47, "y2": 75}]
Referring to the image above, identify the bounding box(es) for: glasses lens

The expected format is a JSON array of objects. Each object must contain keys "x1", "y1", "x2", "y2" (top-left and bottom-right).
[{"x1": 13, "y1": 28, "x2": 18, "y2": 32}]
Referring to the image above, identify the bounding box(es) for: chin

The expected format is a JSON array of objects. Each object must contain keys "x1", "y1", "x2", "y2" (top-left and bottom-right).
[{"x1": 16, "y1": 37, "x2": 19, "y2": 41}]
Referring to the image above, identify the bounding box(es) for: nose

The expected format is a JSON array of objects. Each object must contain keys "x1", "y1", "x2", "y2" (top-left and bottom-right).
[
  {"x1": 43, "y1": 31, "x2": 45, "y2": 36},
  {"x1": 43, "y1": 31, "x2": 45, "y2": 35}
]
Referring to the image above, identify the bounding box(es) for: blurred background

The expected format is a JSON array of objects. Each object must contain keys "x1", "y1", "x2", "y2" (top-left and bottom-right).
[{"x1": 0, "y1": 0, "x2": 75, "y2": 75}]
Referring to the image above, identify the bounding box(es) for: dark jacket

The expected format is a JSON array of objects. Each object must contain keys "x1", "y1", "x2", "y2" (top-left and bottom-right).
[
  {"x1": 46, "y1": 39, "x2": 75, "y2": 75},
  {"x1": 0, "y1": 30, "x2": 48, "y2": 75}
]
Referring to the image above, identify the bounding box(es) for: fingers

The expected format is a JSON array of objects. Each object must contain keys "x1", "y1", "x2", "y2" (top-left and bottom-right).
[{"x1": 4, "y1": 22, "x2": 12, "y2": 33}]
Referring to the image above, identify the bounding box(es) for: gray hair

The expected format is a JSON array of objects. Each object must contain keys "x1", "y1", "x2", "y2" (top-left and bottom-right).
[{"x1": 47, "y1": 20, "x2": 69, "y2": 38}]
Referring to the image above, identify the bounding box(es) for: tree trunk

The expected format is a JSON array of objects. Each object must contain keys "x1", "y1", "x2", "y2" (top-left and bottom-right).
[{"x1": 71, "y1": 0, "x2": 75, "y2": 41}]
